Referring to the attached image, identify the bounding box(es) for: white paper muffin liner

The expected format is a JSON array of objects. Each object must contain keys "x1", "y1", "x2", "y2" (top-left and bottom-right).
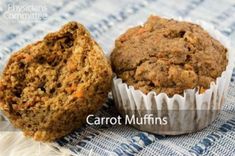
[{"x1": 112, "y1": 18, "x2": 234, "y2": 135}]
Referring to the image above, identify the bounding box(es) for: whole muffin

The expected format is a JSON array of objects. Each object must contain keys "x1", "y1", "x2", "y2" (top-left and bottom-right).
[
  {"x1": 111, "y1": 16, "x2": 228, "y2": 96},
  {"x1": 0, "y1": 22, "x2": 112, "y2": 141}
]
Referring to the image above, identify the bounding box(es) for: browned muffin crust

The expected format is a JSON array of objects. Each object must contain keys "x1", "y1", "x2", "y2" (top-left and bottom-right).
[
  {"x1": 111, "y1": 16, "x2": 228, "y2": 96},
  {"x1": 0, "y1": 22, "x2": 112, "y2": 141}
]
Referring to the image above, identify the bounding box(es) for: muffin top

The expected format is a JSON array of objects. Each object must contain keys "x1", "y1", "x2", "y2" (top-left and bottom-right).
[{"x1": 111, "y1": 16, "x2": 228, "y2": 96}]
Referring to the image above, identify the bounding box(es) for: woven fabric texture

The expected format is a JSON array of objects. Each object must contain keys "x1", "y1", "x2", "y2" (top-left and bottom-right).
[{"x1": 0, "y1": 0, "x2": 235, "y2": 155}]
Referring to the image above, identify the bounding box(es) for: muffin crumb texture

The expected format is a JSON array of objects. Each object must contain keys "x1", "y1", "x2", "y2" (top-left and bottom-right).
[
  {"x1": 111, "y1": 16, "x2": 228, "y2": 96},
  {"x1": 0, "y1": 22, "x2": 112, "y2": 141}
]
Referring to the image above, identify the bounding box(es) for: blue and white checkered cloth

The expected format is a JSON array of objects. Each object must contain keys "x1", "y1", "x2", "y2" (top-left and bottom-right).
[{"x1": 0, "y1": 0, "x2": 235, "y2": 155}]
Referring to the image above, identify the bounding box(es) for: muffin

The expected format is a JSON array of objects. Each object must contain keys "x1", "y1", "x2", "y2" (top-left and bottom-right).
[
  {"x1": 0, "y1": 22, "x2": 112, "y2": 141},
  {"x1": 111, "y1": 16, "x2": 233, "y2": 134}
]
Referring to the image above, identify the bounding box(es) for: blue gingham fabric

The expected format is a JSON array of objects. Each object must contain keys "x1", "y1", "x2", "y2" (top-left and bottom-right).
[{"x1": 0, "y1": 0, "x2": 235, "y2": 155}]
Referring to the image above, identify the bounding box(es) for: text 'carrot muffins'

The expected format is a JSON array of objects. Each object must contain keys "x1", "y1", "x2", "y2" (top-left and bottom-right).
[
  {"x1": 111, "y1": 16, "x2": 233, "y2": 135},
  {"x1": 0, "y1": 22, "x2": 112, "y2": 141}
]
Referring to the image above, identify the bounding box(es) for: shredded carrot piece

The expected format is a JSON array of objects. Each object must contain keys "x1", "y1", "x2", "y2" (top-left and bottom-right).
[
  {"x1": 67, "y1": 61, "x2": 77, "y2": 71},
  {"x1": 136, "y1": 28, "x2": 146, "y2": 35},
  {"x1": 74, "y1": 90, "x2": 84, "y2": 98}
]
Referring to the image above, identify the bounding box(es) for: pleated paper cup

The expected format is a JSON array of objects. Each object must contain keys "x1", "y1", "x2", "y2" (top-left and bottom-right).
[{"x1": 112, "y1": 18, "x2": 234, "y2": 135}]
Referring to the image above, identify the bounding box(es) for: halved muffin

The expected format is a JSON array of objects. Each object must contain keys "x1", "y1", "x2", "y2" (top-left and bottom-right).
[{"x1": 0, "y1": 22, "x2": 112, "y2": 141}]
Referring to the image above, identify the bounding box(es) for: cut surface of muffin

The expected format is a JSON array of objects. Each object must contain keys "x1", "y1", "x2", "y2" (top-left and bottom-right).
[
  {"x1": 0, "y1": 22, "x2": 112, "y2": 141},
  {"x1": 111, "y1": 16, "x2": 228, "y2": 96}
]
